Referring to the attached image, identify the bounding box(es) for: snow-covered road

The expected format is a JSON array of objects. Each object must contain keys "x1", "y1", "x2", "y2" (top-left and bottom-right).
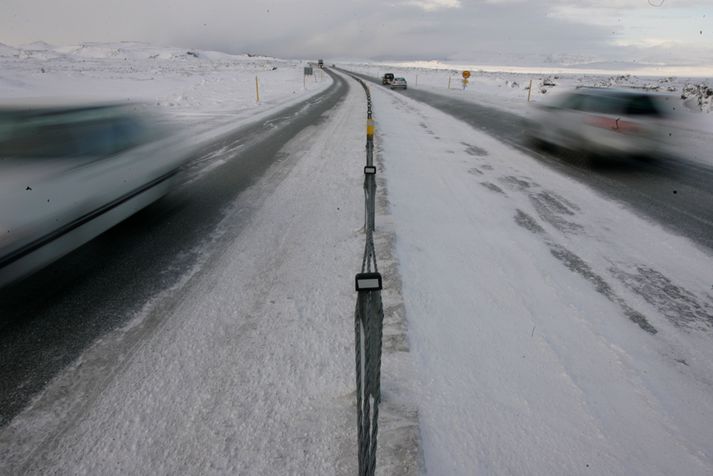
[
  {"x1": 0, "y1": 70, "x2": 365, "y2": 474},
  {"x1": 372, "y1": 80, "x2": 713, "y2": 474},
  {"x1": 2, "y1": 61, "x2": 713, "y2": 476}
]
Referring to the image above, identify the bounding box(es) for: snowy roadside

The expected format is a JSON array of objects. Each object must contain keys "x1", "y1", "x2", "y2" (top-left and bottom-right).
[
  {"x1": 371, "y1": 82, "x2": 713, "y2": 474},
  {"x1": 0, "y1": 70, "x2": 363, "y2": 475},
  {"x1": 0, "y1": 41, "x2": 332, "y2": 142}
]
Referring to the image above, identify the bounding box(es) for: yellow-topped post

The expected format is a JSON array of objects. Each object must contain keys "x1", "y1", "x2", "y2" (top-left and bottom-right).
[{"x1": 367, "y1": 119, "x2": 375, "y2": 139}]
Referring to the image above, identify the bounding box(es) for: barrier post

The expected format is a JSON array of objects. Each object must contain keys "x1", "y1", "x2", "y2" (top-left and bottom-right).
[{"x1": 528, "y1": 79, "x2": 533, "y2": 102}]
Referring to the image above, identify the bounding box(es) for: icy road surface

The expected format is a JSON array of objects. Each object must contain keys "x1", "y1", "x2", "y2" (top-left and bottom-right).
[{"x1": 370, "y1": 79, "x2": 713, "y2": 474}]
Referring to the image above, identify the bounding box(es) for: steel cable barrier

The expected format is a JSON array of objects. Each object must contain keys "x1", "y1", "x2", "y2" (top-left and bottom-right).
[{"x1": 347, "y1": 72, "x2": 385, "y2": 476}]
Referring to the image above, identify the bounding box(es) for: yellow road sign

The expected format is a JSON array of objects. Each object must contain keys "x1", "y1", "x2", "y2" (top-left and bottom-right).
[{"x1": 462, "y1": 70, "x2": 471, "y2": 79}]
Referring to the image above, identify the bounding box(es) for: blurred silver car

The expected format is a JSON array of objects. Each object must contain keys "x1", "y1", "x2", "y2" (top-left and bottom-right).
[
  {"x1": 390, "y1": 78, "x2": 408, "y2": 90},
  {"x1": 528, "y1": 88, "x2": 674, "y2": 158},
  {"x1": 0, "y1": 101, "x2": 194, "y2": 286}
]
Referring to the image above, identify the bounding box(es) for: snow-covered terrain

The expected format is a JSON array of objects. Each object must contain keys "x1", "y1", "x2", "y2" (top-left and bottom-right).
[
  {"x1": 371, "y1": 76, "x2": 713, "y2": 475},
  {"x1": 0, "y1": 66, "x2": 359, "y2": 475},
  {"x1": 3, "y1": 41, "x2": 713, "y2": 475},
  {"x1": 0, "y1": 41, "x2": 331, "y2": 131}
]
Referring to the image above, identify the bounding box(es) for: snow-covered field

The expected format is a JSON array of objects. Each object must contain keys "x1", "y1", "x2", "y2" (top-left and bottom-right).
[{"x1": 0, "y1": 41, "x2": 331, "y2": 132}]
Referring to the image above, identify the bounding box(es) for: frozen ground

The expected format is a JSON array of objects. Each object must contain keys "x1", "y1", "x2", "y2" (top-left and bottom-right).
[
  {"x1": 371, "y1": 78, "x2": 713, "y2": 475},
  {"x1": 342, "y1": 61, "x2": 713, "y2": 167}
]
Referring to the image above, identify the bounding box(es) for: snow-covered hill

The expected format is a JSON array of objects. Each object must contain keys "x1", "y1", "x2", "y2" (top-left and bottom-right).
[{"x1": 0, "y1": 41, "x2": 329, "y2": 125}]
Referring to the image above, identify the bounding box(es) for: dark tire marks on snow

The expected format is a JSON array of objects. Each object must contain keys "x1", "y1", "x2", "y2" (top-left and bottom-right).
[
  {"x1": 514, "y1": 209, "x2": 658, "y2": 334},
  {"x1": 461, "y1": 142, "x2": 489, "y2": 157},
  {"x1": 530, "y1": 191, "x2": 584, "y2": 235},
  {"x1": 480, "y1": 182, "x2": 506, "y2": 195},
  {"x1": 610, "y1": 265, "x2": 713, "y2": 331}
]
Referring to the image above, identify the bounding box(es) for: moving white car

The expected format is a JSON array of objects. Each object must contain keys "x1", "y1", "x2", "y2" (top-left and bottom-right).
[
  {"x1": 0, "y1": 101, "x2": 196, "y2": 287},
  {"x1": 528, "y1": 88, "x2": 675, "y2": 159},
  {"x1": 390, "y1": 77, "x2": 408, "y2": 90}
]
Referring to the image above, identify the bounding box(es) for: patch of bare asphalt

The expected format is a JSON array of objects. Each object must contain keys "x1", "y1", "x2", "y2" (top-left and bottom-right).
[
  {"x1": 460, "y1": 142, "x2": 489, "y2": 157},
  {"x1": 530, "y1": 191, "x2": 584, "y2": 235},
  {"x1": 499, "y1": 175, "x2": 532, "y2": 190},
  {"x1": 515, "y1": 209, "x2": 545, "y2": 234},
  {"x1": 480, "y1": 182, "x2": 506, "y2": 195},
  {"x1": 610, "y1": 265, "x2": 713, "y2": 331}
]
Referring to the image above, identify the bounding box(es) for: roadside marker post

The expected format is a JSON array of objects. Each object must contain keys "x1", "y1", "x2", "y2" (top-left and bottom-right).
[
  {"x1": 304, "y1": 66, "x2": 313, "y2": 91},
  {"x1": 527, "y1": 79, "x2": 533, "y2": 102},
  {"x1": 255, "y1": 76, "x2": 260, "y2": 103}
]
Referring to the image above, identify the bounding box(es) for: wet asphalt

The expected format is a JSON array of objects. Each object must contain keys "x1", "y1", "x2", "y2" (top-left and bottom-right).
[{"x1": 0, "y1": 69, "x2": 348, "y2": 426}]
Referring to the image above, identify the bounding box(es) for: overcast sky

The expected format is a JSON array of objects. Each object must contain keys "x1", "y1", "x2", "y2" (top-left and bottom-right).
[{"x1": 1, "y1": 0, "x2": 711, "y2": 65}]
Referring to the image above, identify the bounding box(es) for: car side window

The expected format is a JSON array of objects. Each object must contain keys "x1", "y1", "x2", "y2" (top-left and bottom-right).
[
  {"x1": 558, "y1": 94, "x2": 582, "y2": 111},
  {"x1": 626, "y1": 96, "x2": 662, "y2": 117},
  {"x1": 579, "y1": 94, "x2": 626, "y2": 115}
]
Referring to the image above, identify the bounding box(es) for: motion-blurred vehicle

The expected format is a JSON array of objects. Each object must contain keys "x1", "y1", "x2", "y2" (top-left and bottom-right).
[
  {"x1": 317, "y1": 59, "x2": 324, "y2": 68},
  {"x1": 0, "y1": 101, "x2": 195, "y2": 287},
  {"x1": 382, "y1": 73, "x2": 395, "y2": 85},
  {"x1": 390, "y1": 78, "x2": 407, "y2": 90},
  {"x1": 528, "y1": 88, "x2": 674, "y2": 158}
]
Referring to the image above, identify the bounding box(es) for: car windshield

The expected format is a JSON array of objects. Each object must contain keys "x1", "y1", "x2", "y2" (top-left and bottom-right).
[
  {"x1": 0, "y1": 106, "x2": 153, "y2": 158},
  {"x1": 1, "y1": 2, "x2": 712, "y2": 475}
]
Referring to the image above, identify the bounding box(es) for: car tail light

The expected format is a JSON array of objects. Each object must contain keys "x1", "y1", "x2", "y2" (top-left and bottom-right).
[{"x1": 586, "y1": 116, "x2": 640, "y2": 134}]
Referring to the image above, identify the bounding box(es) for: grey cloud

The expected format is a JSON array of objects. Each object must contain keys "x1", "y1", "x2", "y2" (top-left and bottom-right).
[{"x1": 0, "y1": 0, "x2": 709, "y2": 65}]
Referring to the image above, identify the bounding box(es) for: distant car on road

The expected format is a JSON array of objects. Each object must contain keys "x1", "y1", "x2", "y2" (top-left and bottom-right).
[
  {"x1": 390, "y1": 78, "x2": 407, "y2": 90},
  {"x1": 528, "y1": 88, "x2": 674, "y2": 159},
  {"x1": 0, "y1": 101, "x2": 195, "y2": 287},
  {"x1": 317, "y1": 59, "x2": 324, "y2": 68},
  {"x1": 382, "y1": 73, "x2": 395, "y2": 86}
]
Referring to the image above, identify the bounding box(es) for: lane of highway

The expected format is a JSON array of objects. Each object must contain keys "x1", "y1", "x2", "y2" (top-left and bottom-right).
[{"x1": 0, "y1": 69, "x2": 348, "y2": 425}]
